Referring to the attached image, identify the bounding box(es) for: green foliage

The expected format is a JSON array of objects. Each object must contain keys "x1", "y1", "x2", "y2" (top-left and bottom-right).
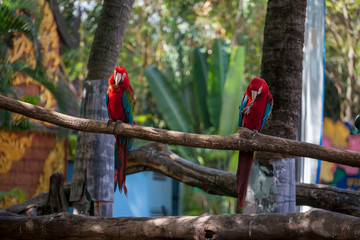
[
  {"x1": 58, "y1": 0, "x2": 101, "y2": 82},
  {"x1": 145, "y1": 65, "x2": 193, "y2": 133},
  {"x1": 145, "y1": 40, "x2": 246, "y2": 136},
  {"x1": 325, "y1": 0, "x2": 360, "y2": 120},
  {"x1": 207, "y1": 39, "x2": 231, "y2": 130},
  {"x1": 219, "y1": 46, "x2": 246, "y2": 135},
  {"x1": 145, "y1": 38, "x2": 246, "y2": 215},
  {"x1": 182, "y1": 185, "x2": 224, "y2": 215},
  {"x1": 192, "y1": 47, "x2": 211, "y2": 131},
  {"x1": 0, "y1": 187, "x2": 27, "y2": 205}
]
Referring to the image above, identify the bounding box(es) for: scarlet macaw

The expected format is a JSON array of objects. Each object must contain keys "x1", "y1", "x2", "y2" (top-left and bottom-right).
[
  {"x1": 107, "y1": 66, "x2": 135, "y2": 195},
  {"x1": 237, "y1": 77, "x2": 273, "y2": 212}
]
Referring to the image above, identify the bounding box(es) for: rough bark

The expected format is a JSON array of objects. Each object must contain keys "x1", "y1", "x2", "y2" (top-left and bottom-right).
[
  {"x1": 0, "y1": 95, "x2": 360, "y2": 166},
  {"x1": 1, "y1": 209, "x2": 360, "y2": 240},
  {"x1": 296, "y1": 182, "x2": 360, "y2": 217},
  {"x1": 253, "y1": 0, "x2": 307, "y2": 213},
  {"x1": 261, "y1": 1, "x2": 306, "y2": 141},
  {"x1": 45, "y1": 172, "x2": 68, "y2": 214},
  {"x1": 70, "y1": 80, "x2": 114, "y2": 217},
  {"x1": 87, "y1": 0, "x2": 135, "y2": 80},
  {"x1": 5, "y1": 143, "x2": 360, "y2": 217}
]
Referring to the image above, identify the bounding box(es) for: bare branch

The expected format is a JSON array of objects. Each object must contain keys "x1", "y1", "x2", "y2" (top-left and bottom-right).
[
  {"x1": 1, "y1": 94, "x2": 360, "y2": 166},
  {"x1": 1, "y1": 209, "x2": 360, "y2": 240}
]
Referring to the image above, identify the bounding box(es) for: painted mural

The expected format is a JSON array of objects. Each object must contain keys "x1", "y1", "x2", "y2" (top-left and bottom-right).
[
  {"x1": 319, "y1": 118, "x2": 360, "y2": 190},
  {"x1": 0, "y1": 0, "x2": 79, "y2": 209}
]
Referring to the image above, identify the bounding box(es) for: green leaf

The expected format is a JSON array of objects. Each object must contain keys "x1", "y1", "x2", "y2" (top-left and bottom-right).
[
  {"x1": 207, "y1": 39, "x2": 231, "y2": 130},
  {"x1": 192, "y1": 47, "x2": 211, "y2": 130},
  {"x1": 218, "y1": 46, "x2": 246, "y2": 135},
  {"x1": 228, "y1": 151, "x2": 239, "y2": 173},
  {"x1": 145, "y1": 64, "x2": 193, "y2": 132}
]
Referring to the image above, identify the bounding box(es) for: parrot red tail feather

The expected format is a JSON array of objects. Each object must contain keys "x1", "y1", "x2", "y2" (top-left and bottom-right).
[
  {"x1": 114, "y1": 136, "x2": 128, "y2": 195},
  {"x1": 237, "y1": 151, "x2": 254, "y2": 211},
  {"x1": 237, "y1": 78, "x2": 273, "y2": 213}
]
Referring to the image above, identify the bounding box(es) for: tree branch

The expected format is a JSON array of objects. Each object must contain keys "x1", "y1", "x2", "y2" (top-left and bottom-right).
[
  {"x1": 1, "y1": 209, "x2": 360, "y2": 240},
  {"x1": 1, "y1": 94, "x2": 360, "y2": 166},
  {"x1": 4, "y1": 143, "x2": 360, "y2": 217},
  {"x1": 296, "y1": 182, "x2": 360, "y2": 217},
  {"x1": 127, "y1": 142, "x2": 360, "y2": 217}
]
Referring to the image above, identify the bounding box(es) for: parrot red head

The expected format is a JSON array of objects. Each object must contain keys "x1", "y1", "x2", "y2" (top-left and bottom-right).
[
  {"x1": 108, "y1": 66, "x2": 130, "y2": 87},
  {"x1": 246, "y1": 78, "x2": 269, "y2": 101}
]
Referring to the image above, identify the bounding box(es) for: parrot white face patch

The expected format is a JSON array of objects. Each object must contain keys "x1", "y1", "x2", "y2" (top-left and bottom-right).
[{"x1": 115, "y1": 72, "x2": 123, "y2": 85}]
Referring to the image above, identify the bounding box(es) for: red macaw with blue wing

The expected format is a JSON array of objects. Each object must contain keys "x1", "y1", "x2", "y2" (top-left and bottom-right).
[
  {"x1": 237, "y1": 77, "x2": 273, "y2": 212},
  {"x1": 107, "y1": 66, "x2": 135, "y2": 195}
]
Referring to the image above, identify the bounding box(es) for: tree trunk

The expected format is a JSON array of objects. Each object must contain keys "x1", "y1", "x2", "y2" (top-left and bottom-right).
[
  {"x1": 87, "y1": 0, "x2": 135, "y2": 80},
  {"x1": 248, "y1": 0, "x2": 307, "y2": 213},
  {"x1": 1, "y1": 209, "x2": 360, "y2": 240},
  {"x1": 70, "y1": 0, "x2": 135, "y2": 217}
]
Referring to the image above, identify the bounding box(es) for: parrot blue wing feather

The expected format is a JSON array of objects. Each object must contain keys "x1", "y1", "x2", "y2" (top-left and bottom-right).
[
  {"x1": 238, "y1": 95, "x2": 249, "y2": 127},
  {"x1": 259, "y1": 98, "x2": 273, "y2": 132},
  {"x1": 123, "y1": 91, "x2": 134, "y2": 124},
  {"x1": 121, "y1": 90, "x2": 134, "y2": 146}
]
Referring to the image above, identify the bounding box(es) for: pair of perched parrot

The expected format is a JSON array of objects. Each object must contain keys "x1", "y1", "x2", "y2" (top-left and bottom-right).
[{"x1": 107, "y1": 66, "x2": 273, "y2": 213}]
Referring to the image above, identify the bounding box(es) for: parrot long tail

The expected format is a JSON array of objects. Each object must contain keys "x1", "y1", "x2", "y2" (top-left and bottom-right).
[
  {"x1": 115, "y1": 136, "x2": 128, "y2": 196},
  {"x1": 236, "y1": 151, "x2": 254, "y2": 213}
]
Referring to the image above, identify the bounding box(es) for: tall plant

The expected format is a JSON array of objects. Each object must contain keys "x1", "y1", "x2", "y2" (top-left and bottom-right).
[{"x1": 145, "y1": 39, "x2": 246, "y2": 214}]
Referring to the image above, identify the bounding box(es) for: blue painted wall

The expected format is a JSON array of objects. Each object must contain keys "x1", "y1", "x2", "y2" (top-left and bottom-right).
[{"x1": 67, "y1": 162, "x2": 181, "y2": 216}]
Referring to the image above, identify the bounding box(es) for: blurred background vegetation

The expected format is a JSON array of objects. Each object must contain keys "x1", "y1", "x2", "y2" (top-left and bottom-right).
[{"x1": 1, "y1": 0, "x2": 359, "y2": 214}]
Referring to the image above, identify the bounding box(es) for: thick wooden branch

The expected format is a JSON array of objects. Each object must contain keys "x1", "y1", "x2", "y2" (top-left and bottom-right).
[
  {"x1": 127, "y1": 142, "x2": 236, "y2": 197},
  {"x1": 296, "y1": 182, "x2": 360, "y2": 217},
  {"x1": 5, "y1": 143, "x2": 360, "y2": 217},
  {"x1": 1, "y1": 95, "x2": 360, "y2": 166},
  {"x1": 127, "y1": 143, "x2": 360, "y2": 217},
  {"x1": 1, "y1": 209, "x2": 360, "y2": 240}
]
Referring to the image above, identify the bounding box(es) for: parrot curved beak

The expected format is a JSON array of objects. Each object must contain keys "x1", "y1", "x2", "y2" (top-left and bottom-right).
[
  {"x1": 114, "y1": 72, "x2": 126, "y2": 85},
  {"x1": 251, "y1": 86, "x2": 263, "y2": 100},
  {"x1": 251, "y1": 90, "x2": 258, "y2": 100},
  {"x1": 115, "y1": 72, "x2": 122, "y2": 85}
]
